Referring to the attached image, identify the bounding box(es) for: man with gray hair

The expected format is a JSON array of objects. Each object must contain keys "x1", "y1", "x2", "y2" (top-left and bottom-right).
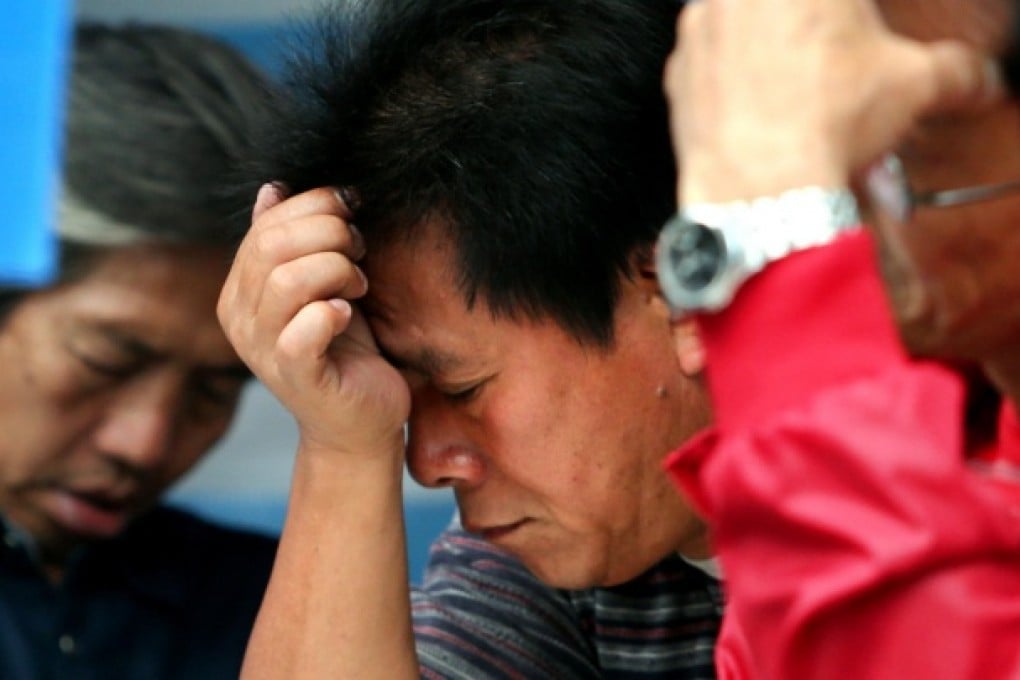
[{"x1": 0, "y1": 23, "x2": 275, "y2": 679}]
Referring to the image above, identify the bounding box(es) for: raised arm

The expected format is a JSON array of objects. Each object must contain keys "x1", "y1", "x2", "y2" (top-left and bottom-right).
[
  {"x1": 663, "y1": 1, "x2": 1020, "y2": 677},
  {"x1": 218, "y1": 184, "x2": 417, "y2": 679}
]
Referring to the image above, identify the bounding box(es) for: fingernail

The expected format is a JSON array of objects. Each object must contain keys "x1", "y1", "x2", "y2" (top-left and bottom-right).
[
  {"x1": 255, "y1": 181, "x2": 289, "y2": 213},
  {"x1": 270, "y1": 180, "x2": 291, "y2": 198},
  {"x1": 349, "y1": 222, "x2": 367, "y2": 260},
  {"x1": 254, "y1": 183, "x2": 278, "y2": 213},
  {"x1": 335, "y1": 186, "x2": 361, "y2": 211},
  {"x1": 355, "y1": 265, "x2": 369, "y2": 293},
  {"x1": 328, "y1": 298, "x2": 351, "y2": 314}
]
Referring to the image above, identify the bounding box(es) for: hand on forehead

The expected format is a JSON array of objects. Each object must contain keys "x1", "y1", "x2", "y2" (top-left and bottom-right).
[{"x1": 669, "y1": 0, "x2": 1005, "y2": 205}]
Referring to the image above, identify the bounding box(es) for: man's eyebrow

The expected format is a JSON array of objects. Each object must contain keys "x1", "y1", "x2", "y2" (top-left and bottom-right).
[
  {"x1": 379, "y1": 345, "x2": 463, "y2": 376},
  {"x1": 93, "y1": 324, "x2": 160, "y2": 360},
  {"x1": 92, "y1": 324, "x2": 252, "y2": 379}
]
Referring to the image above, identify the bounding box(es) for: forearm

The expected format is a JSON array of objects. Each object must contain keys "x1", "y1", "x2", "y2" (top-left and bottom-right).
[{"x1": 242, "y1": 438, "x2": 417, "y2": 680}]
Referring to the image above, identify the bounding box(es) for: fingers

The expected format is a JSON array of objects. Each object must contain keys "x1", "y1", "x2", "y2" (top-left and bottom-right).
[
  {"x1": 257, "y1": 250, "x2": 369, "y2": 343},
  {"x1": 219, "y1": 185, "x2": 368, "y2": 377},
  {"x1": 664, "y1": 0, "x2": 1006, "y2": 202},
  {"x1": 219, "y1": 183, "x2": 411, "y2": 453},
  {"x1": 842, "y1": 39, "x2": 1005, "y2": 171},
  {"x1": 918, "y1": 41, "x2": 1005, "y2": 113},
  {"x1": 224, "y1": 186, "x2": 365, "y2": 330},
  {"x1": 275, "y1": 299, "x2": 353, "y2": 387},
  {"x1": 255, "y1": 185, "x2": 355, "y2": 227},
  {"x1": 248, "y1": 213, "x2": 366, "y2": 269},
  {"x1": 253, "y1": 182, "x2": 288, "y2": 223}
]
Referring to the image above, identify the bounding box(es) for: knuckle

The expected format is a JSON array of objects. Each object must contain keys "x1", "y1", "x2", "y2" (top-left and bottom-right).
[
  {"x1": 679, "y1": 2, "x2": 704, "y2": 33},
  {"x1": 276, "y1": 302, "x2": 329, "y2": 363},
  {"x1": 315, "y1": 252, "x2": 354, "y2": 293},
  {"x1": 251, "y1": 225, "x2": 288, "y2": 260},
  {"x1": 266, "y1": 264, "x2": 304, "y2": 299},
  {"x1": 215, "y1": 297, "x2": 242, "y2": 340},
  {"x1": 319, "y1": 214, "x2": 355, "y2": 250},
  {"x1": 328, "y1": 251, "x2": 355, "y2": 278},
  {"x1": 274, "y1": 330, "x2": 306, "y2": 364},
  {"x1": 215, "y1": 292, "x2": 230, "y2": 324}
]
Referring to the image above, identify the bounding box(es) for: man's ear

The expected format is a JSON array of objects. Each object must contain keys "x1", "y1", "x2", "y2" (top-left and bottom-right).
[
  {"x1": 670, "y1": 318, "x2": 706, "y2": 376},
  {"x1": 630, "y1": 246, "x2": 706, "y2": 377}
]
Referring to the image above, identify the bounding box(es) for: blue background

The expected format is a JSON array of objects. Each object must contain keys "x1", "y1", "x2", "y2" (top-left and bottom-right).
[{"x1": 0, "y1": 1, "x2": 71, "y2": 286}]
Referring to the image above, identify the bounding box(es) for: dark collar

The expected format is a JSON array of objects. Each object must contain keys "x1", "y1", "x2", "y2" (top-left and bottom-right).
[{"x1": 0, "y1": 508, "x2": 193, "y2": 608}]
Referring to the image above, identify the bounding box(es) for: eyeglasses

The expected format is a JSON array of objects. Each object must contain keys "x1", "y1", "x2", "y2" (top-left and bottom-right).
[{"x1": 864, "y1": 154, "x2": 1020, "y2": 224}]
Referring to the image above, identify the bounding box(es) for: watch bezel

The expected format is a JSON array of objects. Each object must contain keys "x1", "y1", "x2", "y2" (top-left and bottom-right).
[
  {"x1": 656, "y1": 213, "x2": 743, "y2": 313},
  {"x1": 656, "y1": 187, "x2": 861, "y2": 315}
]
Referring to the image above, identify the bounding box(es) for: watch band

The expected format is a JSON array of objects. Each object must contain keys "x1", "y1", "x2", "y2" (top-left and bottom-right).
[
  {"x1": 657, "y1": 186, "x2": 861, "y2": 313},
  {"x1": 685, "y1": 187, "x2": 859, "y2": 269}
]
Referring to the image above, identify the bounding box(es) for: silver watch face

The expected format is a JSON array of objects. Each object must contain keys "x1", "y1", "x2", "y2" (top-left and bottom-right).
[{"x1": 656, "y1": 216, "x2": 725, "y2": 311}]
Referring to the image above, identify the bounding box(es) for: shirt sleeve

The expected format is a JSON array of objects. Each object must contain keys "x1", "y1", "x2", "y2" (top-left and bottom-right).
[
  {"x1": 413, "y1": 526, "x2": 601, "y2": 679},
  {"x1": 665, "y1": 231, "x2": 1020, "y2": 679}
]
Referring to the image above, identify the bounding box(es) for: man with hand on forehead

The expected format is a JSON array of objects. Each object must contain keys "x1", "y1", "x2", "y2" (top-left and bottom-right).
[
  {"x1": 660, "y1": 0, "x2": 1020, "y2": 676},
  {"x1": 220, "y1": 0, "x2": 726, "y2": 677}
]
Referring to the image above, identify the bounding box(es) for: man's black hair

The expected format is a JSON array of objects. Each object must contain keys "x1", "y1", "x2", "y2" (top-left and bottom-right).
[{"x1": 257, "y1": 0, "x2": 684, "y2": 346}]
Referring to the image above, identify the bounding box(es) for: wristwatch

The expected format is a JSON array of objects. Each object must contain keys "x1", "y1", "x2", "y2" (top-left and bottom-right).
[{"x1": 656, "y1": 186, "x2": 861, "y2": 313}]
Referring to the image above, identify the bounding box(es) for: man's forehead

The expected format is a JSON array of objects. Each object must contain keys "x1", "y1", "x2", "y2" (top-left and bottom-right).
[
  {"x1": 360, "y1": 245, "x2": 474, "y2": 327},
  {"x1": 362, "y1": 291, "x2": 497, "y2": 377}
]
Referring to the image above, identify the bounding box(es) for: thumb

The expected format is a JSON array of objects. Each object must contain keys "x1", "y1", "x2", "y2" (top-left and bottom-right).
[
  {"x1": 334, "y1": 304, "x2": 381, "y2": 357},
  {"x1": 252, "y1": 181, "x2": 289, "y2": 223}
]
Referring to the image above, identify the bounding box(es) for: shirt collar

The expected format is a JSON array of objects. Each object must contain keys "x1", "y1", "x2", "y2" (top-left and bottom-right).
[
  {"x1": 0, "y1": 513, "x2": 41, "y2": 562},
  {"x1": 680, "y1": 554, "x2": 724, "y2": 581},
  {"x1": 98, "y1": 509, "x2": 193, "y2": 607},
  {"x1": 1, "y1": 509, "x2": 191, "y2": 608}
]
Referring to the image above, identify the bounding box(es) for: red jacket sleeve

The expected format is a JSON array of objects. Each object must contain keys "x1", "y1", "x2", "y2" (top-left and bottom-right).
[{"x1": 665, "y1": 230, "x2": 1020, "y2": 679}]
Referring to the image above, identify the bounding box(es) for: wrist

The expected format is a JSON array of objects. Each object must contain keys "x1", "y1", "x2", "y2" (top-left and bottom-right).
[
  {"x1": 292, "y1": 434, "x2": 406, "y2": 492},
  {"x1": 680, "y1": 147, "x2": 849, "y2": 205}
]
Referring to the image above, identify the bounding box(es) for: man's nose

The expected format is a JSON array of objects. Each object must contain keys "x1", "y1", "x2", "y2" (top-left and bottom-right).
[
  {"x1": 405, "y1": 388, "x2": 486, "y2": 489},
  {"x1": 91, "y1": 369, "x2": 184, "y2": 470}
]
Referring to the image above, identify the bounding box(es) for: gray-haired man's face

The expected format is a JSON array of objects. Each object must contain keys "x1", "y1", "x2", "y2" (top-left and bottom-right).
[{"x1": 0, "y1": 243, "x2": 247, "y2": 573}]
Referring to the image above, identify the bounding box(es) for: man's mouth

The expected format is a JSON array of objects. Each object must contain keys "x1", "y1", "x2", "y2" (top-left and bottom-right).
[
  {"x1": 41, "y1": 487, "x2": 136, "y2": 539},
  {"x1": 467, "y1": 518, "x2": 530, "y2": 543}
]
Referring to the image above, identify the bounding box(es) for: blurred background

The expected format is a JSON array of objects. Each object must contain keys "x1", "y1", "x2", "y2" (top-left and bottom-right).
[{"x1": 74, "y1": 0, "x2": 457, "y2": 583}]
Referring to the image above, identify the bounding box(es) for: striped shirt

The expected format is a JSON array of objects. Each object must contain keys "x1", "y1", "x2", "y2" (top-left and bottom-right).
[{"x1": 414, "y1": 527, "x2": 723, "y2": 678}]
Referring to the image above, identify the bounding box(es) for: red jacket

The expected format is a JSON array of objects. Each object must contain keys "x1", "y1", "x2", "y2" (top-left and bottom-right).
[{"x1": 666, "y1": 231, "x2": 1020, "y2": 679}]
